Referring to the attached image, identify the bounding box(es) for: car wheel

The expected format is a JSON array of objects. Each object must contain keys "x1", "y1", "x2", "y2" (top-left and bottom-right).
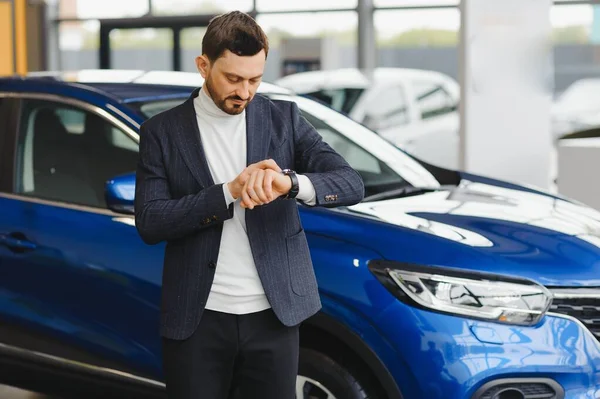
[{"x1": 296, "y1": 348, "x2": 375, "y2": 399}]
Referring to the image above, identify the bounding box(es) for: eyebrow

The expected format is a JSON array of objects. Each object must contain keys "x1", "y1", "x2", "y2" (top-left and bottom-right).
[{"x1": 226, "y1": 73, "x2": 263, "y2": 81}]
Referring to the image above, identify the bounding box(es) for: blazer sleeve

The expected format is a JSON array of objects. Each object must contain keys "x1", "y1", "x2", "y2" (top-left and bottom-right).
[
  {"x1": 290, "y1": 101, "x2": 365, "y2": 207},
  {"x1": 134, "y1": 122, "x2": 234, "y2": 245}
]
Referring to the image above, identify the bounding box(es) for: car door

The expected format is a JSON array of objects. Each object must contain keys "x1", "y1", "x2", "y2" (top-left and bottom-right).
[
  {"x1": 407, "y1": 79, "x2": 460, "y2": 169},
  {"x1": 358, "y1": 84, "x2": 416, "y2": 148},
  {"x1": 0, "y1": 93, "x2": 165, "y2": 381}
]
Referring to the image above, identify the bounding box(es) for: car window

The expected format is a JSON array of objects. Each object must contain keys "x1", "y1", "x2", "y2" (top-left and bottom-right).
[
  {"x1": 362, "y1": 85, "x2": 409, "y2": 131},
  {"x1": 140, "y1": 99, "x2": 183, "y2": 119},
  {"x1": 305, "y1": 88, "x2": 364, "y2": 115},
  {"x1": 133, "y1": 93, "x2": 442, "y2": 187},
  {"x1": 14, "y1": 100, "x2": 139, "y2": 208},
  {"x1": 300, "y1": 111, "x2": 407, "y2": 195},
  {"x1": 412, "y1": 80, "x2": 457, "y2": 120}
]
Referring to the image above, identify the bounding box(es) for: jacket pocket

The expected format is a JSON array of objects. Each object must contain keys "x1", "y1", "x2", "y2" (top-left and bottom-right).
[{"x1": 285, "y1": 228, "x2": 316, "y2": 296}]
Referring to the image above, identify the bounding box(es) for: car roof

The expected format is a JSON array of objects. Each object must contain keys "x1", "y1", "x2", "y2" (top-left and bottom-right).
[
  {"x1": 275, "y1": 67, "x2": 455, "y2": 93},
  {"x1": 1, "y1": 70, "x2": 292, "y2": 103}
]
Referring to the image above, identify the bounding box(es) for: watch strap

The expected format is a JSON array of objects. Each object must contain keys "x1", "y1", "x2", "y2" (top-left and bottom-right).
[{"x1": 282, "y1": 169, "x2": 299, "y2": 199}]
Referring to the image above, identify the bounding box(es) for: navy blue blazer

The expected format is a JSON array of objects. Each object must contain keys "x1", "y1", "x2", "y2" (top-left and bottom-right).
[{"x1": 134, "y1": 88, "x2": 364, "y2": 340}]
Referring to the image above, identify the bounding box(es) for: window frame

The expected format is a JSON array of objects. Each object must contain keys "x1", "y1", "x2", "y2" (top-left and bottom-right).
[
  {"x1": 305, "y1": 88, "x2": 365, "y2": 115},
  {"x1": 411, "y1": 79, "x2": 457, "y2": 121},
  {"x1": 0, "y1": 97, "x2": 20, "y2": 193},
  {"x1": 363, "y1": 84, "x2": 411, "y2": 130},
  {"x1": 0, "y1": 92, "x2": 140, "y2": 215}
]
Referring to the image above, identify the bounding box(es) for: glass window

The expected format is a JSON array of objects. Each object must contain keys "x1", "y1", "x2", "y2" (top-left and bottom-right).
[
  {"x1": 256, "y1": 0, "x2": 356, "y2": 12},
  {"x1": 256, "y1": 11, "x2": 357, "y2": 81},
  {"x1": 110, "y1": 28, "x2": 173, "y2": 71},
  {"x1": 362, "y1": 85, "x2": 409, "y2": 130},
  {"x1": 138, "y1": 99, "x2": 184, "y2": 119},
  {"x1": 59, "y1": 21, "x2": 99, "y2": 70},
  {"x1": 375, "y1": 8, "x2": 460, "y2": 75},
  {"x1": 151, "y1": 0, "x2": 253, "y2": 15},
  {"x1": 181, "y1": 27, "x2": 208, "y2": 72},
  {"x1": 300, "y1": 111, "x2": 407, "y2": 196},
  {"x1": 58, "y1": 0, "x2": 149, "y2": 19},
  {"x1": 15, "y1": 100, "x2": 139, "y2": 208},
  {"x1": 552, "y1": 4, "x2": 596, "y2": 95},
  {"x1": 412, "y1": 80, "x2": 456, "y2": 119},
  {"x1": 375, "y1": 0, "x2": 458, "y2": 6},
  {"x1": 305, "y1": 88, "x2": 364, "y2": 115},
  {"x1": 54, "y1": 108, "x2": 86, "y2": 134},
  {"x1": 551, "y1": 4, "x2": 593, "y2": 45},
  {"x1": 257, "y1": 12, "x2": 357, "y2": 43}
]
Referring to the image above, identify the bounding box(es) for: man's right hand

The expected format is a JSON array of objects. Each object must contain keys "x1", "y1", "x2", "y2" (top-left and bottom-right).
[{"x1": 227, "y1": 159, "x2": 281, "y2": 202}]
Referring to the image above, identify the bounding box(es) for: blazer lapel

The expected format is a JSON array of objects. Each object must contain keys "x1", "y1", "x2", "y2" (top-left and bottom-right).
[
  {"x1": 245, "y1": 96, "x2": 272, "y2": 167},
  {"x1": 173, "y1": 88, "x2": 215, "y2": 187}
]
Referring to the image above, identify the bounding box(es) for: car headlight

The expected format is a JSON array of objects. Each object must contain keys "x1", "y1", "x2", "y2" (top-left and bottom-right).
[{"x1": 369, "y1": 260, "x2": 552, "y2": 326}]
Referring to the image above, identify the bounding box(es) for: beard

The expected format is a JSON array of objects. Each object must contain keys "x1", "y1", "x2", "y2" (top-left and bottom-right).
[{"x1": 205, "y1": 75, "x2": 250, "y2": 115}]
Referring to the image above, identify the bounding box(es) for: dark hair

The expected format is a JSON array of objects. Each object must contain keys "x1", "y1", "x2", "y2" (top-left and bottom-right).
[{"x1": 202, "y1": 11, "x2": 269, "y2": 62}]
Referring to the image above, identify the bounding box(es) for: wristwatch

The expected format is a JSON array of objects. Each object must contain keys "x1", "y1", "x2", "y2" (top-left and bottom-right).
[{"x1": 282, "y1": 169, "x2": 299, "y2": 200}]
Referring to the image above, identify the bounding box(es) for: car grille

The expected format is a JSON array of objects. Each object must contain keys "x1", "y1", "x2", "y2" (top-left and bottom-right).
[
  {"x1": 473, "y1": 379, "x2": 563, "y2": 399},
  {"x1": 550, "y1": 290, "x2": 600, "y2": 341},
  {"x1": 478, "y1": 382, "x2": 556, "y2": 399}
]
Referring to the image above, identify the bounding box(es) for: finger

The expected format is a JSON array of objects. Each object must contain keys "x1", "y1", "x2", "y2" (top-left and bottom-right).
[
  {"x1": 241, "y1": 173, "x2": 255, "y2": 209},
  {"x1": 246, "y1": 171, "x2": 261, "y2": 206},
  {"x1": 252, "y1": 169, "x2": 266, "y2": 205},
  {"x1": 264, "y1": 170, "x2": 275, "y2": 201},
  {"x1": 254, "y1": 170, "x2": 269, "y2": 204},
  {"x1": 241, "y1": 183, "x2": 254, "y2": 209},
  {"x1": 256, "y1": 159, "x2": 281, "y2": 173}
]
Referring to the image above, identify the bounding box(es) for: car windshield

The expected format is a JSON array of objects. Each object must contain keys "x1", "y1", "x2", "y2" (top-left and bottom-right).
[{"x1": 133, "y1": 93, "x2": 441, "y2": 197}]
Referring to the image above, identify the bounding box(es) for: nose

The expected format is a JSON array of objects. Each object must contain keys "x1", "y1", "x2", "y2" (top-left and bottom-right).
[{"x1": 236, "y1": 81, "x2": 250, "y2": 101}]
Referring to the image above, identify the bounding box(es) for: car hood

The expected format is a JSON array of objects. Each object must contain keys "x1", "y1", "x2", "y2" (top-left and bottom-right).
[{"x1": 346, "y1": 181, "x2": 600, "y2": 287}]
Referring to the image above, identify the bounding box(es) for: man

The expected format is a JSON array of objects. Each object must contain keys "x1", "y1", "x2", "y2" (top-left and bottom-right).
[{"x1": 134, "y1": 10, "x2": 364, "y2": 399}]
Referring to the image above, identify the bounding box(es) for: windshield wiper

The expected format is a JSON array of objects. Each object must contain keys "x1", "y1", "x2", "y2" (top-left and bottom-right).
[{"x1": 362, "y1": 185, "x2": 456, "y2": 202}]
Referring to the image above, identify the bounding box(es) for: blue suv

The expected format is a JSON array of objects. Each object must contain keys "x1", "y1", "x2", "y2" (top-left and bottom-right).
[{"x1": 1, "y1": 70, "x2": 600, "y2": 399}]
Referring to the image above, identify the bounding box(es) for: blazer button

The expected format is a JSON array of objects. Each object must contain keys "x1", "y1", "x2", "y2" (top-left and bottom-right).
[{"x1": 208, "y1": 261, "x2": 216, "y2": 269}]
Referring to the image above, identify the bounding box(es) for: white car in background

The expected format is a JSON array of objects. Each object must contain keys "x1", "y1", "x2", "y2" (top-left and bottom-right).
[
  {"x1": 275, "y1": 67, "x2": 461, "y2": 169},
  {"x1": 552, "y1": 78, "x2": 600, "y2": 139}
]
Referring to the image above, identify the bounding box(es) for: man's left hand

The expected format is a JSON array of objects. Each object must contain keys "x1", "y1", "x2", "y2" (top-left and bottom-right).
[{"x1": 241, "y1": 169, "x2": 292, "y2": 209}]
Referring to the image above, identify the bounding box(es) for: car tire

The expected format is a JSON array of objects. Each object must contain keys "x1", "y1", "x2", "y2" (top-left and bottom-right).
[{"x1": 297, "y1": 348, "x2": 377, "y2": 399}]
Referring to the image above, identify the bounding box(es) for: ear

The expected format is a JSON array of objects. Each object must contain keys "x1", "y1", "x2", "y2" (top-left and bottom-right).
[{"x1": 195, "y1": 55, "x2": 210, "y2": 79}]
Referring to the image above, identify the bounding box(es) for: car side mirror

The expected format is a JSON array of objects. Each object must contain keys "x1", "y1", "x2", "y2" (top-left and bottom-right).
[{"x1": 105, "y1": 172, "x2": 136, "y2": 215}]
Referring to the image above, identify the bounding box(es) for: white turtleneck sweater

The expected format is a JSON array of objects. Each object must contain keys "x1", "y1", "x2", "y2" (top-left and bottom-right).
[{"x1": 194, "y1": 87, "x2": 316, "y2": 314}]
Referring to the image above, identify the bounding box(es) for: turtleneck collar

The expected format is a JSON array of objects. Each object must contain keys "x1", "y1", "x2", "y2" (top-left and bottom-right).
[{"x1": 195, "y1": 85, "x2": 244, "y2": 119}]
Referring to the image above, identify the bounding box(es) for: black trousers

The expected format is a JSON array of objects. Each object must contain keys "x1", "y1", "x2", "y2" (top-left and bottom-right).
[{"x1": 162, "y1": 308, "x2": 299, "y2": 399}]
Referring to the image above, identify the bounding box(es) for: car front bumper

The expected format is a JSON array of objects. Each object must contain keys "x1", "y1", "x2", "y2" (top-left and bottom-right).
[{"x1": 374, "y1": 302, "x2": 600, "y2": 399}]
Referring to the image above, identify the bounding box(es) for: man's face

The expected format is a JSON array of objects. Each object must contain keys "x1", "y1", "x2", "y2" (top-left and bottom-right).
[{"x1": 196, "y1": 49, "x2": 265, "y2": 115}]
